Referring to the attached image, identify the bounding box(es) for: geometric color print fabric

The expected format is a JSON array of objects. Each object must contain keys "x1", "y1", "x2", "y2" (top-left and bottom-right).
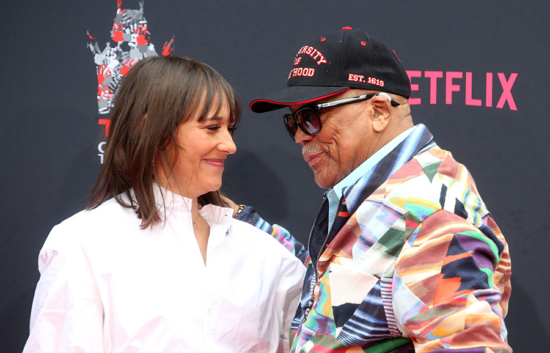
[{"x1": 291, "y1": 144, "x2": 511, "y2": 352}]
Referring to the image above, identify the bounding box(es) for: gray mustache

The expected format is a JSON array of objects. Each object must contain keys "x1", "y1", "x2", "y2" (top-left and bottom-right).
[{"x1": 302, "y1": 146, "x2": 322, "y2": 155}]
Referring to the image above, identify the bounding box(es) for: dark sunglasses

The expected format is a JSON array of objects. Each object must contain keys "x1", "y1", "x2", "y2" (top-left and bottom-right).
[{"x1": 283, "y1": 92, "x2": 400, "y2": 141}]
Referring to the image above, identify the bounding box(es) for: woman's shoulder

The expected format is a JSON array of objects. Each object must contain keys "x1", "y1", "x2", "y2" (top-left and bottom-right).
[
  {"x1": 228, "y1": 219, "x2": 306, "y2": 279},
  {"x1": 229, "y1": 218, "x2": 272, "y2": 239},
  {"x1": 44, "y1": 198, "x2": 139, "y2": 251},
  {"x1": 59, "y1": 198, "x2": 134, "y2": 229},
  {"x1": 229, "y1": 219, "x2": 301, "y2": 261}
]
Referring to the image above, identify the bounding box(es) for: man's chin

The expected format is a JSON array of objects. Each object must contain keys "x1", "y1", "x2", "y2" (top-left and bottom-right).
[{"x1": 313, "y1": 173, "x2": 334, "y2": 190}]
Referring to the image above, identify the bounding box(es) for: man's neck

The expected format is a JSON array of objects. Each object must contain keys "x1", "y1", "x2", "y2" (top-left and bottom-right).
[{"x1": 326, "y1": 125, "x2": 416, "y2": 231}]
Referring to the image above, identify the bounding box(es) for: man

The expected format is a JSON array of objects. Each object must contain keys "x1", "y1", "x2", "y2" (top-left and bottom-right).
[{"x1": 236, "y1": 28, "x2": 512, "y2": 352}]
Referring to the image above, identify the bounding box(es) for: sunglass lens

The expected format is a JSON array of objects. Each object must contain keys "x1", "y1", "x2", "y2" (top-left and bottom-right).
[
  {"x1": 283, "y1": 114, "x2": 297, "y2": 139},
  {"x1": 298, "y1": 108, "x2": 320, "y2": 134}
]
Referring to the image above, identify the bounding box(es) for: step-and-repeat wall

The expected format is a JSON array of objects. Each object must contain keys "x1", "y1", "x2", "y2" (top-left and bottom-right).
[{"x1": 2, "y1": 1, "x2": 548, "y2": 351}]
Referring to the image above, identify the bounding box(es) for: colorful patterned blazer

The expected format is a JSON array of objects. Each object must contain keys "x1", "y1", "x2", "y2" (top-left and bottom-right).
[{"x1": 240, "y1": 125, "x2": 512, "y2": 353}]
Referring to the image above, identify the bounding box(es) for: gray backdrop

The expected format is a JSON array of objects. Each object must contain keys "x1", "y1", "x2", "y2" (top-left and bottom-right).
[{"x1": 1, "y1": 1, "x2": 547, "y2": 351}]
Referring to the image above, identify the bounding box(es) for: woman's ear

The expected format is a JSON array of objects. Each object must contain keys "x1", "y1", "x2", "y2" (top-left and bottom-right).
[{"x1": 370, "y1": 93, "x2": 391, "y2": 132}]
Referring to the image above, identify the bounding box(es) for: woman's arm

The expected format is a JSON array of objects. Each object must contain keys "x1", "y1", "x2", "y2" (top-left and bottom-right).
[
  {"x1": 23, "y1": 229, "x2": 104, "y2": 352},
  {"x1": 274, "y1": 250, "x2": 307, "y2": 353}
]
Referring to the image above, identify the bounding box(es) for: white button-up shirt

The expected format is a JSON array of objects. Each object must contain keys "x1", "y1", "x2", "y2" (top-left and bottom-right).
[{"x1": 23, "y1": 186, "x2": 306, "y2": 352}]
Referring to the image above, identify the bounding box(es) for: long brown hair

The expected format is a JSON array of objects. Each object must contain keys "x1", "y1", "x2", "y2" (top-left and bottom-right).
[{"x1": 88, "y1": 56, "x2": 241, "y2": 228}]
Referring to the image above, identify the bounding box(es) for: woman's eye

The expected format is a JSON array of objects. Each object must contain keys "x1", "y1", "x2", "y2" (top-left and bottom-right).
[
  {"x1": 207, "y1": 125, "x2": 221, "y2": 131},
  {"x1": 228, "y1": 125, "x2": 238, "y2": 135}
]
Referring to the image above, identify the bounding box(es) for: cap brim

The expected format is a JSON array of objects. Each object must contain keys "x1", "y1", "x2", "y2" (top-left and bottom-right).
[{"x1": 249, "y1": 86, "x2": 350, "y2": 113}]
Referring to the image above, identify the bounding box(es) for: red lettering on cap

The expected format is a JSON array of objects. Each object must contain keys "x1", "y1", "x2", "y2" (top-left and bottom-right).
[
  {"x1": 342, "y1": 27, "x2": 352, "y2": 30},
  {"x1": 288, "y1": 67, "x2": 316, "y2": 79},
  {"x1": 348, "y1": 74, "x2": 365, "y2": 83},
  {"x1": 295, "y1": 45, "x2": 327, "y2": 65}
]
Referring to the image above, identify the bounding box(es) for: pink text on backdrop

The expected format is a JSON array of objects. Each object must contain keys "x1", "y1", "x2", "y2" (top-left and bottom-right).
[{"x1": 406, "y1": 71, "x2": 518, "y2": 111}]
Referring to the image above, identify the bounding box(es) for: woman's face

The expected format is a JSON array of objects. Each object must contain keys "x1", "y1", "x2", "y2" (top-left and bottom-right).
[{"x1": 159, "y1": 98, "x2": 237, "y2": 199}]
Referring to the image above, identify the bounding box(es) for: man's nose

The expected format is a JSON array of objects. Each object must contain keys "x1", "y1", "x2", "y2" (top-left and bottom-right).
[{"x1": 294, "y1": 126, "x2": 314, "y2": 144}]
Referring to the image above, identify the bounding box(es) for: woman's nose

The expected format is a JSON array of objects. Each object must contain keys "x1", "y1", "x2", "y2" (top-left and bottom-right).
[{"x1": 219, "y1": 129, "x2": 237, "y2": 154}]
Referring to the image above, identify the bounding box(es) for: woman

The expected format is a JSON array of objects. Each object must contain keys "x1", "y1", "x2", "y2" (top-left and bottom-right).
[{"x1": 23, "y1": 56, "x2": 305, "y2": 352}]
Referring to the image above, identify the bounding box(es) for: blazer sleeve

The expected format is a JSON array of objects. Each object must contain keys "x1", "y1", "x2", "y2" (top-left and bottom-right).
[
  {"x1": 393, "y1": 210, "x2": 512, "y2": 353},
  {"x1": 236, "y1": 205, "x2": 310, "y2": 265}
]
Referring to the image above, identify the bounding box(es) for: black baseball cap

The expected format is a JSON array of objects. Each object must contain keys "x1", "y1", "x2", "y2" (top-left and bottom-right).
[{"x1": 250, "y1": 27, "x2": 411, "y2": 113}]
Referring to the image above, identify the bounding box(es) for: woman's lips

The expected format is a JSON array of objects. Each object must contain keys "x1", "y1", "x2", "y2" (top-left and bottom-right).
[{"x1": 203, "y1": 158, "x2": 225, "y2": 167}]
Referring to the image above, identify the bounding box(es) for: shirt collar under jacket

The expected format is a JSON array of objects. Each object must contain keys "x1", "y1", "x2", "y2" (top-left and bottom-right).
[{"x1": 326, "y1": 124, "x2": 426, "y2": 231}]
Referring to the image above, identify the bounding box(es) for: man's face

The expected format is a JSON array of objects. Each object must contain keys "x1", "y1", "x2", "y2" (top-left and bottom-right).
[{"x1": 290, "y1": 90, "x2": 379, "y2": 189}]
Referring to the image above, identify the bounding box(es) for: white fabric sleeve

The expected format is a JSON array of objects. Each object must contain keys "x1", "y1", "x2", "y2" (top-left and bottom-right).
[
  {"x1": 23, "y1": 229, "x2": 104, "y2": 352},
  {"x1": 276, "y1": 255, "x2": 306, "y2": 353}
]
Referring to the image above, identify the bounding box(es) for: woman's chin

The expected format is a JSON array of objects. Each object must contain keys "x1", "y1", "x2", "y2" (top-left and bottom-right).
[{"x1": 196, "y1": 183, "x2": 223, "y2": 197}]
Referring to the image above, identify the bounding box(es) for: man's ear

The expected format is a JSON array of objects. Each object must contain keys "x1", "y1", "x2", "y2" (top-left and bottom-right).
[{"x1": 370, "y1": 93, "x2": 391, "y2": 132}]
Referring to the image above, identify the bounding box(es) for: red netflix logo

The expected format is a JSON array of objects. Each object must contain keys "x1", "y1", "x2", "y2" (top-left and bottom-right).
[{"x1": 406, "y1": 71, "x2": 518, "y2": 111}]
